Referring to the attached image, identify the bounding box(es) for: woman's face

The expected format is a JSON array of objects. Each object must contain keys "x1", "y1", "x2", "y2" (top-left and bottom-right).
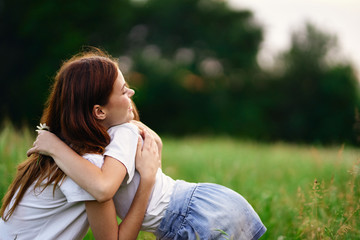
[{"x1": 102, "y1": 69, "x2": 135, "y2": 128}]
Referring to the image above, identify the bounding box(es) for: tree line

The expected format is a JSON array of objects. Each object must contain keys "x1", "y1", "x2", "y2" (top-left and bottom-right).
[{"x1": 1, "y1": 0, "x2": 359, "y2": 144}]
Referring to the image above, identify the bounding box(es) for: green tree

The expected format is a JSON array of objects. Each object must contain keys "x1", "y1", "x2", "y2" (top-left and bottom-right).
[
  {"x1": 268, "y1": 23, "x2": 360, "y2": 143},
  {"x1": 126, "y1": 0, "x2": 263, "y2": 134},
  {"x1": 0, "y1": 0, "x2": 263, "y2": 134},
  {"x1": 0, "y1": 0, "x2": 137, "y2": 124}
]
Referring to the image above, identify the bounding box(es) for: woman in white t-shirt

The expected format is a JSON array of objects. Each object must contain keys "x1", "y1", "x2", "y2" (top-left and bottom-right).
[
  {"x1": 28, "y1": 50, "x2": 267, "y2": 239},
  {"x1": 0, "y1": 50, "x2": 161, "y2": 240}
]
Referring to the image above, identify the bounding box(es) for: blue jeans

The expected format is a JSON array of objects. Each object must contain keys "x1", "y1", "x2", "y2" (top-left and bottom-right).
[{"x1": 156, "y1": 180, "x2": 266, "y2": 240}]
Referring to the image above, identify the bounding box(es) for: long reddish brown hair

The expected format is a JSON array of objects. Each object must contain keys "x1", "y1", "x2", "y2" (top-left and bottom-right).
[{"x1": 0, "y1": 48, "x2": 139, "y2": 220}]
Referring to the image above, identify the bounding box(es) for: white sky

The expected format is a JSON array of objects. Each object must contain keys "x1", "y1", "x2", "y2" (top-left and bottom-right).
[{"x1": 226, "y1": 0, "x2": 360, "y2": 79}]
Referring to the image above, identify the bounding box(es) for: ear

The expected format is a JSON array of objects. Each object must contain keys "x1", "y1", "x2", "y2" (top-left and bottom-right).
[{"x1": 93, "y1": 105, "x2": 107, "y2": 120}]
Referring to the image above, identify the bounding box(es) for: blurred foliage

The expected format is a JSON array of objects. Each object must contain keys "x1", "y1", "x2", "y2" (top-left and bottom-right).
[
  {"x1": 0, "y1": 0, "x2": 359, "y2": 144},
  {"x1": 259, "y1": 24, "x2": 360, "y2": 143},
  {"x1": 0, "y1": 0, "x2": 139, "y2": 123}
]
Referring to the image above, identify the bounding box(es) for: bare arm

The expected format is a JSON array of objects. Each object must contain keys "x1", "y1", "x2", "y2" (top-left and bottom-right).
[
  {"x1": 86, "y1": 135, "x2": 159, "y2": 240},
  {"x1": 117, "y1": 132, "x2": 159, "y2": 239},
  {"x1": 27, "y1": 131, "x2": 125, "y2": 202},
  {"x1": 86, "y1": 175, "x2": 156, "y2": 240},
  {"x1": 27, "y1": 130, "x2": 157, "y2": 202},
  {"x1": 85, "y1": 200, "x2": 118, "y2": 240}
]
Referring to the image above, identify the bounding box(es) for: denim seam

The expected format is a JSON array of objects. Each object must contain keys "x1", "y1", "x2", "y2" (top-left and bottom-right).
[{"x1": 177, "y1": 184, "x2": 199, "y2": 235}]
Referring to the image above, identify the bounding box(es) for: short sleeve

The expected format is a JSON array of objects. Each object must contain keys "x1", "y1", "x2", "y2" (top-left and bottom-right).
[
  {"x1": 60, "y1": 178, "x2": 95, "y2": 202},
  {"x1": 105, "y1": 123, "x2": 139, "y2": 184},
  {"x1": 60, "y1": 154, "x2": 104, "y2": 202}
]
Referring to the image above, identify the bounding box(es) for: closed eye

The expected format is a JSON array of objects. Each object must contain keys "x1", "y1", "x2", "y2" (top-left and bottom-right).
[{"x1": 122, "y1": 87, "x2": 128, "y2": 94}]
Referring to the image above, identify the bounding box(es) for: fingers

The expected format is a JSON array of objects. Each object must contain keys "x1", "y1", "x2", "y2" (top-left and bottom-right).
[
  {"x1": 136, "y1": 129, "x2": 155, "y2": 154},
  {"x1": 141, "y1": 130, "x2": 153, "y2": 151},
  {"x1": 136, "y1": 137, "x2": 142, "y2": 157},
  {"x1": 141, "y1": 130, "x2": 159, "y2": 158},
  {"x1": 138, "y1": 127, "x2": 145, "y2": 140},
  {"x1": 133, "y1": 122, "x2": 146, "y2": 139},
  {"x1": 131, "y1": 120, "x2": 147, "y2": 136},
  {"x1": 135, "y1": 129, "x2": 160, "y2": 178},
  {"x1": 26, "y1": 130, "x2": 48, "y2": 157},
  {"x1": 27, "y1": 132, "x2": 41, "y2": 157}
]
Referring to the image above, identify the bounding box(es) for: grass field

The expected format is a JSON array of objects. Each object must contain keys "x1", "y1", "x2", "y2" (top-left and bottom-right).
[{"x1": 1, "y1": 122, "x2": 359, "y2": 239}]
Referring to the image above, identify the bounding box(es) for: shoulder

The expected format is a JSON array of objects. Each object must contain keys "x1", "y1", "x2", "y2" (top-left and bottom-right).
[
  {"x1": 61, "y1": 177, "x2": 95, "y2": 202},
  {"x1": 107, "y1": 123, "x2": 139, "y2": 138},
  {"x1": 59, "y1": 153, "x2": 102, "y2": 202}
]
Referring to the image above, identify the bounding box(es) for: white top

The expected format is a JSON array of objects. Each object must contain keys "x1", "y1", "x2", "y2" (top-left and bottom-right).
[
  {"x1": 0, "y1": 175, "x2": 96, "y2": 240},
  {"x1": 84, "y1": 123, "x2": 176, "y2": 233}
]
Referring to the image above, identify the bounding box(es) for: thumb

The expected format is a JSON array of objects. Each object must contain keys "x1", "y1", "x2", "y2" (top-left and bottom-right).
[{"x1": 27, "y1": 147, "x2": 37, "y2": 157}]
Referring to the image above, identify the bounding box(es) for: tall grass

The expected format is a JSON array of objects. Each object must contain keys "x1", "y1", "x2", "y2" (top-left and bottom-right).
[
  {"x1": 1, "y1": 122, "x2": 359, "y2": 239},
  {"x1": 0, "y1": 121, "x2": 34, "y2": 196}
]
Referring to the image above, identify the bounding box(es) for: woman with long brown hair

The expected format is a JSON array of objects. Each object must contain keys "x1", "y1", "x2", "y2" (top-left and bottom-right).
[
  {"x1": 0, "y1": 49, "x2": 160, "y2": 239},
  {"x1": 25, "y1": 49, "x2": 266, "y2": 239}
]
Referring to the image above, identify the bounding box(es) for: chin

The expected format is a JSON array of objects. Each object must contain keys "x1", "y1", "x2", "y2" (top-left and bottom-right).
[{"x1": 127, "y1": 114, "x2": 134, "y2": 122}]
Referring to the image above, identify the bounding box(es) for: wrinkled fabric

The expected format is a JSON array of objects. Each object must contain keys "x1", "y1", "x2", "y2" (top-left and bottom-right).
[{"x1": 156, "y1": 180, "x2": 266, "y2": 240}]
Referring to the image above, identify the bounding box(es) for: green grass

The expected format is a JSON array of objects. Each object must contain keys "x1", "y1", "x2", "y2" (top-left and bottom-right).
[{"x1": 1, "y1": 122, "x2": 359, "y2": 239}]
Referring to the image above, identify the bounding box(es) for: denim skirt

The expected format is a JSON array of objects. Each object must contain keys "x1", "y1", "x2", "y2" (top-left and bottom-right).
[{"x1": 155, "y1": 180, "x2": 266, "y2": 240}]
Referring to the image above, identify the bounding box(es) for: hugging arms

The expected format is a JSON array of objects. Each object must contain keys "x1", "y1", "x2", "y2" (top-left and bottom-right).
[
  {"x1": 28, "y1": 120, "x2": 267, "y2": 240},
  {"x1": 2, "y1": 49, "x2": 266, "y2": 240},
  {"x1": 0, "y1": 50, "x2": 161, "y2": 240}
]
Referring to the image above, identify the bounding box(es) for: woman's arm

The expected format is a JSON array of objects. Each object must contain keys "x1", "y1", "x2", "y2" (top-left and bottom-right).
[
  {"x1": 27, "y1": 130, "x2": 156, "y2": 202},
  {"x1": 27, "y1": 130, "x2": 125, "y2": 202},
  {"x1": 85, "y1": 200, "x2": 118, "y2": 240},
  {"x1": 86, "y1": 176, "x2": 156, "y2": 240},
  {"x1": 86, "y1": 136, "x2": 159, "y2": 240},
  {"x1": 118, "y1": 132, "x2": 159, "y2": 239}
]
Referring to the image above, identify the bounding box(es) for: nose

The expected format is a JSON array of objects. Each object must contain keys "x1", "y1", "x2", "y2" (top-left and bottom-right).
[{"x1": 128, "y1": 88, "x2": 135, "y2": 97}]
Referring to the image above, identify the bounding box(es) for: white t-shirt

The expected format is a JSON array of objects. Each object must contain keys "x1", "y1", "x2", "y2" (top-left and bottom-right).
[
  {"x1": 0, "y1": 176, "x2": 96, "y2": 240},
  {"x1": 84, "y1": 123, "x2": 176, "y2": 233}
]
